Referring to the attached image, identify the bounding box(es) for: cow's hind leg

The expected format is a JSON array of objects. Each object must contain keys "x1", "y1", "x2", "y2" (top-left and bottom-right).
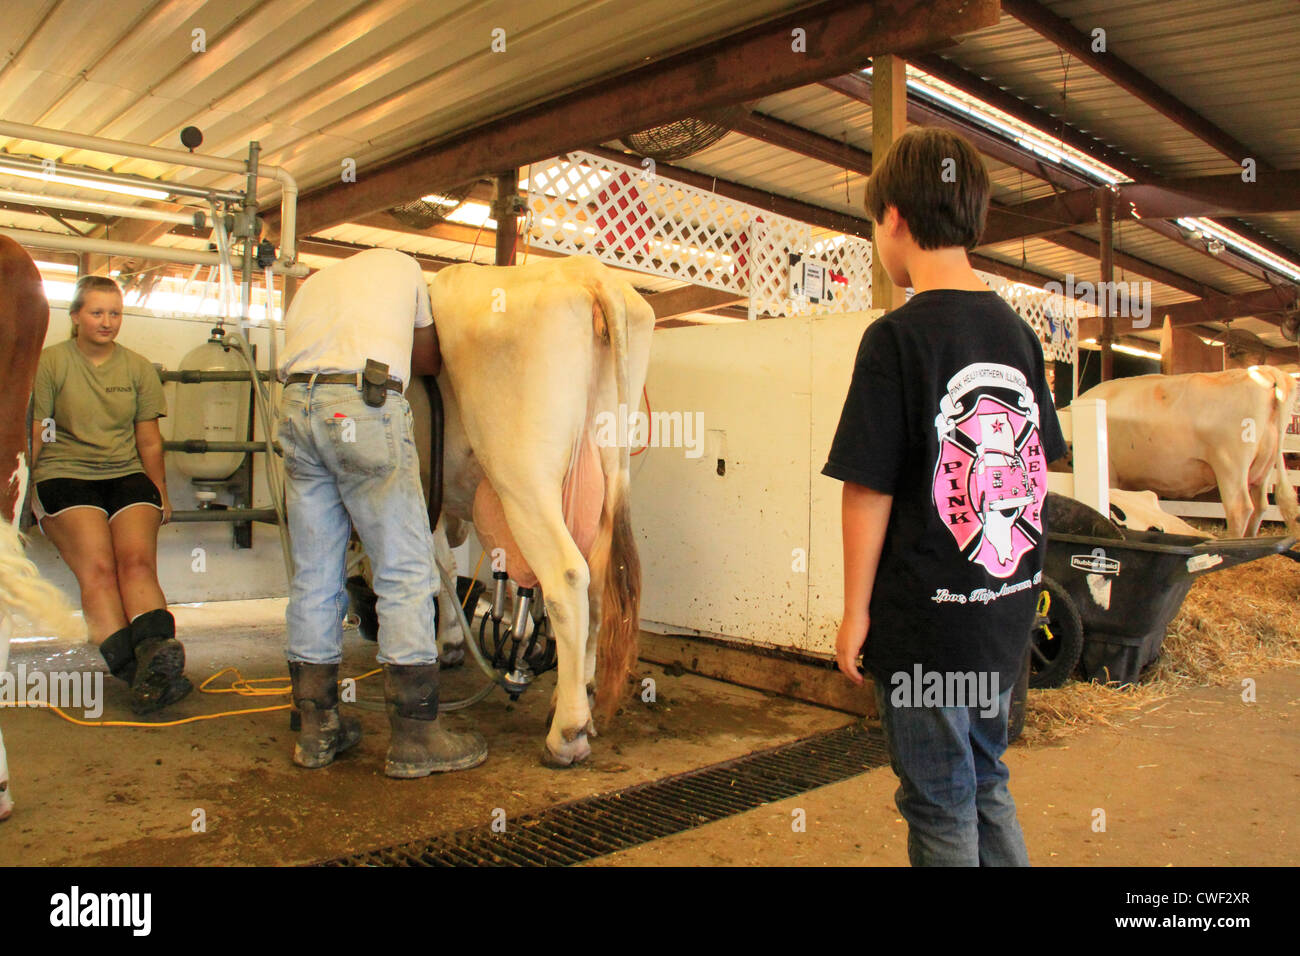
[
  {"x1": 494, "y1": 489, "x2": 593, "y2": 766},
  {"x1": 1246, "y1": 480, "x2": 1269, "y2": 537},
  {"x1": 433, "y1": 522, "x2": 465, "y2": 667},
  {"x1": 1214, "y1": 458, "x2": 1254, "y2": 538}
]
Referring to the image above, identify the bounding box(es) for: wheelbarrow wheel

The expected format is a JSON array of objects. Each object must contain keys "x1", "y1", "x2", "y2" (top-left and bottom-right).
[{"x1": 1028, "y1": 577, "x2": 1084, "y2": 689}]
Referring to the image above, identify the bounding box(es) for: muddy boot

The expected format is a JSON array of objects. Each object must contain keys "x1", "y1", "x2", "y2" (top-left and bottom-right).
[
  {"x1": 289, "y1": 661, "x2": 362, "y2": 769},
  {"x1": 99, "y1": 625, "x2": 138, "y2": 684},
  {"x1": 127, "y1": 609, "x2": 193, "y2": 715},
  {"x1": 384, "y1": 663, "x2": 487, "y2": 778}
]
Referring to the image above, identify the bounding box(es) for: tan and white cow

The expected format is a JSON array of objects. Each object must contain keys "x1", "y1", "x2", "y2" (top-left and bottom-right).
[
  {"x1": 426, "y1": 255, "x2": 655, "y2": 766},
  {"x1": 1077, "y1": 366, "x2": 1300, "y2": 538},
  {"x1": 0, "y1": 236, "x2": 79, "y2": 821}
]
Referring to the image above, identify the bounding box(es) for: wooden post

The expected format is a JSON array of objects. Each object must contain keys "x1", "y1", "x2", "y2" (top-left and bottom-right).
[
  {"x1": 871, "y1": 54, "x2": 907, "y2": 312},
  {"x1": 492, "y1": 171, "x2": 519, "y2": 266},
  {"x1": 1097, "y1": 187, "x2": 1116, "y2": 380}
]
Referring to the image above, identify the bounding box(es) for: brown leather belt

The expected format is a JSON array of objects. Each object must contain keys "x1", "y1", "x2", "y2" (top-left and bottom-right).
[{"x1": 284, "y1": 371, "x2": 404, "y2": 394}]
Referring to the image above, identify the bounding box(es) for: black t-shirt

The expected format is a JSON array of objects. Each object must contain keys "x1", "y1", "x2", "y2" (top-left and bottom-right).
[{"x1": 822, "y1": 289, "x2": 1068, "y2": 690}]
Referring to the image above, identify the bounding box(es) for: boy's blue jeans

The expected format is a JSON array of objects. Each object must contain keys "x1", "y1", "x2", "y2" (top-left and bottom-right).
[
  {"x1": 277, "y1": 382, "x2": 438, "y2": 667},
  {"x1": 872, "y1": 678, "x2": 1030, "y2": 867}
]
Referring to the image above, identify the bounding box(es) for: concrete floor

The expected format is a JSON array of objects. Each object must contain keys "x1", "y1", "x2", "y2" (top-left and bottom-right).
[{"x1": 2, "y1": 599, "x2": 1296, "y2": 866}]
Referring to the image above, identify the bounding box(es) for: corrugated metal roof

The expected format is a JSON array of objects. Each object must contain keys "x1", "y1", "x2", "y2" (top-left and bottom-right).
[
  {"x1": 2, "y1": 0, "x2": 1297, "y2": 346},
  {"x1": 933, "y1": 0, "x2": 1300, "y2": 298},
  {"x1": 0, "y1": 0, "x2": 827, "y2": 198}
]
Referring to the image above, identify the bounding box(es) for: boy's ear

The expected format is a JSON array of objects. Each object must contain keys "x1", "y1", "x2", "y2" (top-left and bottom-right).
[{"x1": 880, "y1": 205, "x2": 903, "y2": 237}]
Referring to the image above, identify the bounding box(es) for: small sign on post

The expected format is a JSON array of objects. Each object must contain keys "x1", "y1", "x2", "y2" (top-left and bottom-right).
[{"x1": 789, "y1": 253, "x2": 832, "y2": 305}]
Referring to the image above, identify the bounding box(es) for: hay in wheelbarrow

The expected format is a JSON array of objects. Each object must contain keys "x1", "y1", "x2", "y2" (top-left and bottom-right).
[{"x1": 1020, "y1": 540, "x2": 1300, "y2": 745}]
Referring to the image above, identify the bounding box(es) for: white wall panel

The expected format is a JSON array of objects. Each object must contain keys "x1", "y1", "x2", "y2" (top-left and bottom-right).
[{"x1": 633, "y1": 310, "x2": 882, "y2": 658}]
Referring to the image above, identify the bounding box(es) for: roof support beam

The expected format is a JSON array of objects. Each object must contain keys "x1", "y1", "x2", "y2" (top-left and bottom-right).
[
  {"x1": 644, "y1": 285, "x2": 748, "y2": 322},
  {"x1": 1154, "y1": 287, "x2": 1299, "y2": 328},
  {"x1": 274, "y1": 0, "x2": 999, "y2": 237},
  {"x1": 980, "y1": 172, "x2": 1300, "y2": 246},
  {"x1": 722, "y1": 87, "x2": 1231, "y2": 302},
  {"x1": 298, "y1": 236, "x2": 460, "y2": 272},
  {"x1": 828, "y1": 61, "x2": 1300, "y2": 292},
  {"x1": 1001, "y1": 0, "x2": 1265, "y2": 169}
]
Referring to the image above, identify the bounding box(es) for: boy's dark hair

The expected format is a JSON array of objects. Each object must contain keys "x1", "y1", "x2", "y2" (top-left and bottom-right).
[{"x1": 864, "y1": 128, "x2": 990, "y2": 250}]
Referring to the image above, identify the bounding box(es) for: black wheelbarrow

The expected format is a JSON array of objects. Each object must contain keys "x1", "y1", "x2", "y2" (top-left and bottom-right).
[{"x1": 1028, "y1": 494, "x2": 1294, "y2": 689}]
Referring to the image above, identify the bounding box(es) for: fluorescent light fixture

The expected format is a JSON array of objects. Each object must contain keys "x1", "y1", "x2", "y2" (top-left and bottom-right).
[
  {"x1": 1082, "y1": 337, "x2": 1161, "y2": 360},
  {"x1": 861, "y1": 64, "x2": 1131, "y2": 184},
  {"x1": 34, "y1": 259, "x2": 77, "y2": 273},
  {"x1": 1113, "y1": 343, "x2": 1162, "y2": 360},
  {"x1": 0, "y1": 163, "x2": 170, "y2": 200},
  {"x1": 1175, "y1": 217, "x2": 1300, "y2": 283},
  {"x1": 880, "y1": 61, "x2": 1300, "y2": 283}
]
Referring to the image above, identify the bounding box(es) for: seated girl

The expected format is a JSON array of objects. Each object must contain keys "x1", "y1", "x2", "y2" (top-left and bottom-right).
[{"x1": 30, "y1": 275, "x2": 191, "y2": 714}]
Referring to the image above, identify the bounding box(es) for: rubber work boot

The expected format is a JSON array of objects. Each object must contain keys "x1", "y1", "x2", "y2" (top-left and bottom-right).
[
  {"x1": 99, "y1": 625, "x2": 139, "y2": 684},
  {"x1": 383, "y1": 663, "x2": 487, "y2": 777},
  {"x1": 289, "y1": 661, "x2": 362, "y2": 769},
  {"x1": 127, "y1": 609, "x2": 193, "y2": 715}
]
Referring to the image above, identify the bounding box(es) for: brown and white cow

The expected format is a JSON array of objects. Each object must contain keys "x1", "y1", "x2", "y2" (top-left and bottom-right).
[
  {"x1": 0, "y1": 236, "x2": 79, "y2": 821},
  {"x1": 426, "y1": 255, "x2": 655, "y2": 766},
  {"x1": 1078, "y1": 366, "x2": 1300, "y2": 538}
]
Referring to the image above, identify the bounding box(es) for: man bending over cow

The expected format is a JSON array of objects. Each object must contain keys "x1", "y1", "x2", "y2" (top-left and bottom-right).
[{"x1": 276, "y1": 248, "x2": 486, "y2": 776}]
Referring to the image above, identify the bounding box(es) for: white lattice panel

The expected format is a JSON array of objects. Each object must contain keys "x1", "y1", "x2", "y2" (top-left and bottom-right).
[
  {"x1": 526, "y1": 151, "x2": 1078, "y2": 361},
  {"x1": 977, "y1": 271, "x2": 1085, "y2": 365},
  {"x1": 526, "y1": 152, "x2": 760, "y2": 293}
]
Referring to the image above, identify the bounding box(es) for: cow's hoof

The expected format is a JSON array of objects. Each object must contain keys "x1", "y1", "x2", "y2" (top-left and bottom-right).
[
  {"x1": 440, "y1": 643, "x2": 466, "y2": 669},
  {"x1": 541, "y1": 730, "x2": 591, "y2": 768},
  {"x1": 0, "y1": 786, "x2": 12, "y2": 822}
]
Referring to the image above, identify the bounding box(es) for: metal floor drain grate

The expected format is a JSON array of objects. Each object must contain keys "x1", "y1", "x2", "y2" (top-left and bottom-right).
[{"x1": 316, "y1": 720, "x2": 889, "y2": 867}]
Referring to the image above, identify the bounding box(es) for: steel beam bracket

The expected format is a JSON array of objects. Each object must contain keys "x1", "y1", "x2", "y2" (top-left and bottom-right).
[{"x1": 490, "y1": 194, "x2": 527, "y2": 221}]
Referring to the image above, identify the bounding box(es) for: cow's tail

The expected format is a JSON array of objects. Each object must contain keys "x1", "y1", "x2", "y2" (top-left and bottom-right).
[
  {"x1": 0, "y1": 522, "x2": 80, "y2": 639},
  {"x1": 589, "y1": 277, "x2": 641, "y2": 725},
  {"x1": 1271, "y1": 376, "x2": 1300, "y2": 536}
]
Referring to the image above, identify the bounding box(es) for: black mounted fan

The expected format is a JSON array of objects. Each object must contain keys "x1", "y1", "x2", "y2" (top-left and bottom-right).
[
  {"x1": 621, "y1": 106, "x2": 748, "y2": 162},
  {"x1": 387, "y1": 181, "x2": 479, "y2": 229}
]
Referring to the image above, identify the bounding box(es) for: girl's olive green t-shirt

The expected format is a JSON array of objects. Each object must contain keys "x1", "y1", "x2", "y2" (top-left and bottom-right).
[{"x1": 31, "y1": 340, "x2": 167, "y2": 483}]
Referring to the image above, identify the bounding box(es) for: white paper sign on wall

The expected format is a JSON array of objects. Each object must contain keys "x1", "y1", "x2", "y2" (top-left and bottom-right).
[{"x1": 789, "y1": 254, "x2": 832, "y2": 304}]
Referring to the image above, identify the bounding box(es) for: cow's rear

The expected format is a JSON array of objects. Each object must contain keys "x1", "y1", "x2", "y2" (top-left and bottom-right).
[{"x1": 429, "y1": 255, "x2": 654, "y2": 764}]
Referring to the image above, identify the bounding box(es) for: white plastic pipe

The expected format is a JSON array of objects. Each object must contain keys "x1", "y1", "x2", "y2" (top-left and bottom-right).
[
  {"x1": 0, "y1": 227, "x2": 309, "y2": 276},
  {"x1": 0, "y1": 188, "x2": 204, "y2": 226},
  {"x1": 0, "y1": 119, "x2": 299, "y2": 265}
]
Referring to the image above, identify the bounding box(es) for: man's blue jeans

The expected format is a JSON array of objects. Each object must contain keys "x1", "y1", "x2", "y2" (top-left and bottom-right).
[
  {"x1": 872, "y1": 678, "x2": 1030, "y2": 867},
  {"x1": 277, "y1": 382, "x2": 438, "y2": 666}
]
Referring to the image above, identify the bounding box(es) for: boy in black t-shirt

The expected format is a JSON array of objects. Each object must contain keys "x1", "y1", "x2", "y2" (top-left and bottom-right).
[{"x1": 823, "y1": 128, "x2": 1066, "y2": 867}]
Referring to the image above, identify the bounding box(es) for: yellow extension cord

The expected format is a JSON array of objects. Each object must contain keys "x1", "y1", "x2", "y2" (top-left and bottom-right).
[{"x1": 15, "y1": 550, "x2": 486, "y2": 729}]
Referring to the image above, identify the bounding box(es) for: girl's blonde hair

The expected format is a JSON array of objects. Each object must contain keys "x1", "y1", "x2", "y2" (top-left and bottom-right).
[{"x1": 68, "y1": 274, "x2": 123, "y2": 338}]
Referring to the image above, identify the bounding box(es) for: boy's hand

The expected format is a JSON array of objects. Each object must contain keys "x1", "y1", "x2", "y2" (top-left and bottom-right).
[{"x1": 836, "y1": 612, "x2": 869, "y2": 685}]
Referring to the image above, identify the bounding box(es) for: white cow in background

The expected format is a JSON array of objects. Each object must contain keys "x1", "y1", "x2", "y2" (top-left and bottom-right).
[
  {"x1": 1078, "y1": 366, "x2": 1300, "y2": 538},
  {"x1": 428, "y1": 255, "x2": 655, "y2": 766}
]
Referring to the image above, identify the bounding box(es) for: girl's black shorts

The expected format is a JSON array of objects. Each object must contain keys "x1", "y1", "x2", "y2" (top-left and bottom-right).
[{"x1": 33, "y1": 473, "x2": 162, "y2": 523}]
